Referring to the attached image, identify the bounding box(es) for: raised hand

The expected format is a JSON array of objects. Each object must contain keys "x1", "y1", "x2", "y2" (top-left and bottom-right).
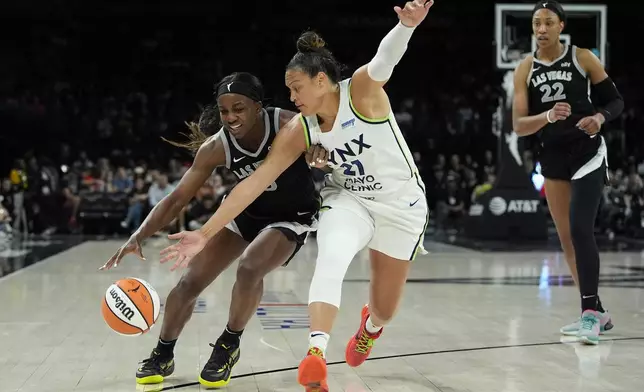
[
  {"x1": 159, "y1": 230, "x2": 208, "y2": 271},
  {"x1": 100, "y1": 235, "x2": 145, "y2": 270},
  {"x1": 394, "y1": 0, "x2": 435, "y2": 28}
]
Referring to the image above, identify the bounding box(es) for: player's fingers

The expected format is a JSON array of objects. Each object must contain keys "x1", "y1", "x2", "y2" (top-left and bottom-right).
[
  {"x1": 159, "y1": 244, "x2": 179, "y2": 256},
  {"x1": 159, "y1": 251, "x2": 178, "y2": 264},
  {"x1": 180, "y1": 255, "x2": 192, "y2": 269},
  {"x1": 425, "y1": 0, "x2": 435, "y2": 9},
  {"x1": 99, "y1": 255, "x2": 117, "y2": 270},
  {"x1": 315, "y1": 147, "x2": 327, "y2": 164},
  {"x1": 394, "y1": 6, "x2": 403, "y2": 15},
  {"x1": 167, "y1": 232, "x2": 186, "y2": 240},
  {"x1": 135, "y1": 246, "x2": 146, "y2": 261},
  {"x1": 305, "y1": 148, "x2": 314, "y2": 165},
  {"x1": 577, "y1": 117, "x2": 591, "y2": 128},
  {"x1": 170, "y1": 254, "x2": 186, "y2": 271}
]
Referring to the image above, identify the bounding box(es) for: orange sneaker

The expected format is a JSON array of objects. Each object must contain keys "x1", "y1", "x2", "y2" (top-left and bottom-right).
[
  {"x1": 345, "y1": 304, "x2": 382, "y2": 367},
  {"x1": 297, "y1": 347, "x2": 328, "y2": 392}
]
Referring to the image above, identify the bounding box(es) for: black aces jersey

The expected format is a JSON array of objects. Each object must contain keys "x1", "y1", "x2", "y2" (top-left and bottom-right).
[
  {"x1": 218, "y1": 107, "x2": 319, "y2": 219},
  {"x1": 527, "y1": 45, "x2": 598, "y2": 147}
]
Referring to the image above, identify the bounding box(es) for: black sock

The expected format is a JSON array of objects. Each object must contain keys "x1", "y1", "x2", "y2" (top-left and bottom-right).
[
  {"x1": 156, "y1": 338, "x2": 177, "y2": 358},
  {"x1": 220, "y1": 325, "x2": 243, "y2": 345},
  {"x1": 596, "y1": 297, "x2": 605, "y2": 313}
]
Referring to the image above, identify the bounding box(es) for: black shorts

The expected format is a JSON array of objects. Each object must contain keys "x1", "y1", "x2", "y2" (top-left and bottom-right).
[
  {"x1": 226, "y1": 210, "x2": 318, "y2": 266},
  {"x1": 539, "y1": 135, "x2": 608, "y2": 182}
]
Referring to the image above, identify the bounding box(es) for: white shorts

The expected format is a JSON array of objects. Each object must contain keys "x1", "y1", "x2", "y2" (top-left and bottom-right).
[{"x1": 319, "y1": 178, "x2": 429, "y2": 261}]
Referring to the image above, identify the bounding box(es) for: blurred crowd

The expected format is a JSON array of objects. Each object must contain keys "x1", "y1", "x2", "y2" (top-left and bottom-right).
[{"x1": 1, "y1": 1, "x2": 643, "y2": 240}]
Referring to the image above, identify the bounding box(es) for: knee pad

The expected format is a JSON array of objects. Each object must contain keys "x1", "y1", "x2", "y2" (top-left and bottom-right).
[
  {"x1": 308, "y1": 249, "x2": 354, "y2": 307},
  {"x1": 307, "y1": 207, "x2": 374, "y2": 308}
]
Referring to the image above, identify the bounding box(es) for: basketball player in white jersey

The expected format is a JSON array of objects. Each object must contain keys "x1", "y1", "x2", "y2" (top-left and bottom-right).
[{"x1": 160, "y1": 1, "x2": 434, "y2": 390}]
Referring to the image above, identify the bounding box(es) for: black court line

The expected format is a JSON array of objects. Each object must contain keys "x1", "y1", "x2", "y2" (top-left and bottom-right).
[{"x1": 159, "y1": 336, "x2": 644, "y2": 390}]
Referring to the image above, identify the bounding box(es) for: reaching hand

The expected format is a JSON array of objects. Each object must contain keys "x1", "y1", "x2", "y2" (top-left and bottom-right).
[
  {"x1": 100, "y1": 235, "x2": 145, "y2": 270},
  {"x1": 305, "y1": 144, "x2": 329, "y2": 169},
  {"x1": 159, "y1": 230, "x2": 208, "y2": 271},
  {"x1": 394, "y1": 0, "x2": 435, "y2": 28}
]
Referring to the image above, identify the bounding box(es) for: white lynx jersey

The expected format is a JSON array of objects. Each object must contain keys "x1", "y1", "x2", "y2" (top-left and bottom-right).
[{"x1": 300, "y1": 78, "x2": 424, "y2": 200}]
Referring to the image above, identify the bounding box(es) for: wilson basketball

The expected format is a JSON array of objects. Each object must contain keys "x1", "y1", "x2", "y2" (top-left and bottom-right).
[{"x1": 101, "y1": 277, "x2": 160, "y2": 336}]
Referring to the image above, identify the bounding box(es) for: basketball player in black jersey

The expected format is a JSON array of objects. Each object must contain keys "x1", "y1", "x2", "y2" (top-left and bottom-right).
[
  {"x1": 100, "y1": 72, "x2": 326, "y2": 386},
  {"x1": 512, "y1": 1, "x2": 624, "y2": 344}
]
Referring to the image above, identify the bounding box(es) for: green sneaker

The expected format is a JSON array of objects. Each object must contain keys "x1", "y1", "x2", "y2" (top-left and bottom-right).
[{"x1": 198, "y1": 340, "x2": 240, "y2": 388}]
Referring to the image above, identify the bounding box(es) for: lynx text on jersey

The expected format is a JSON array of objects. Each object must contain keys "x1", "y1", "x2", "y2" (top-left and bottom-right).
[{"x1": 326, "y1": 133, "x2": 382, "y2": 192}]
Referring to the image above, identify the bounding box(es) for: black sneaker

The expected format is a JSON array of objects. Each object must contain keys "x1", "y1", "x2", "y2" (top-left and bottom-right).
[
  {"x1": 198, "y1": 340, "x2": 241, "y2": 388},
  {"x1": 136, "y1": 349, "x2": 175, "y2": 384}
]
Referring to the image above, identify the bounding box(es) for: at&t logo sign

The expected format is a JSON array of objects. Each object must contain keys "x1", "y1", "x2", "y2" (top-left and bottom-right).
[{"x1": 489, "y1": 197, "x2": 539, "y2": 216}]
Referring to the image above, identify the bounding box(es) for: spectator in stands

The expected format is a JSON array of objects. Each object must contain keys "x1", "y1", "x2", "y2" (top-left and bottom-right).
[
  {"x1": 112, "y1": 167, "x2": 134, "y2": 193},
  {"x1": 186, "y1": 196, "x2": 216, "y2": 230},
  {"x1": 2, "y1": 178, "x2": 15, "y2": 222},
  {"x1": 121, "y1": 177, "x2": 149, "y2": 231},
  {"x1": 148, "y1": 173, "x2": 174, "y2": 208},
  {"x1": 147, "y1": 173, "x2": 180, "y2": 232},
  {"x1": 435, "y1": 176, "x2": 466, "y2": 233}
]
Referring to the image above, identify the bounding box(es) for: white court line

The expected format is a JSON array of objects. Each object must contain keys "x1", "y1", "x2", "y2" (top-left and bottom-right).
[{"x1": 260, "y1": 337, "x2": 286, "y2": 352}]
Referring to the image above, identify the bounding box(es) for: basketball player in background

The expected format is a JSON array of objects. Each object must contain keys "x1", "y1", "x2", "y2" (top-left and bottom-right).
[
  {"x1": 160, "y1": 1, "x2": 433, "y2": 390},
  {"x1": 100, "y1": 72, "x2": 326, "y2": 387},
  {"x1": 512, "y1": 1, "x2": 624, "y2": 344}
]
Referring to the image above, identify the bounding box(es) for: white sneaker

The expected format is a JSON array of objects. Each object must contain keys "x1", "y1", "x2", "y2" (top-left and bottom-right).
[
  {"x1": 560, "y1": 310, "x2": 613, "y2": 336},
  {"x1": 578, "y1": 310, "x2": 601, "y2": 345}
]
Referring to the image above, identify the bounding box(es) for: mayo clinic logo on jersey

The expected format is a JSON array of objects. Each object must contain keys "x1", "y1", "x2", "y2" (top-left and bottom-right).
[
  {"x1": 530, "y1": 70, "x2": 573, "y2": 88},
  {"x1": 488, "y1": 196, "x2": 540, "y2": 216},
  {"x1": 341, "y1": 118, "x2": 356, "y2": 129}
]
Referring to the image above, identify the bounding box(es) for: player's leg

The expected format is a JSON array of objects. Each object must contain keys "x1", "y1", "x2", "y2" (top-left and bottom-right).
[
  {"x1": 199, "y1": 225, "x2": 303, "y2": 388},
  {"x1": 136, "y1": 228, "x2": 247, "y2": 385},
  {"x1": 345, "y1": 184, "x2": 428, "y2": 367},
  {"x1": 543, "y1": 157, "x2": 610, "y2": 336},
  {"x1": 571, "y1": 158, "x2": 611, "y2": 345},
  {"x1": 298, "y1": 192, "x2": 374, "y2": 391},
  {"x1": 544, "y1": 178, "x2": 578, "y2": 286}
]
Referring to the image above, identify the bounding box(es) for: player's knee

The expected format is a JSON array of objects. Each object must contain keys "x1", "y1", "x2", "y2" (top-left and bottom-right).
[
  {"x1": 308, "y1": 253, "x2": 353, "y2": 308},
  {"x1": 235, "y1": 259, "x2": 264, "y2": 287},
  {"x1": 174, "y1": 273, "x2": 204, "y2": 301},
  {"x1": 569, "y1": 214, "x2": 592, "y2": 244}
]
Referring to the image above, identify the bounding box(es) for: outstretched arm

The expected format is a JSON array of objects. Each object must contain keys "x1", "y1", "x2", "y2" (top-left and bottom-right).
[
  {"x1": 350, "y1": 0, "x2": 435, "y2": 119},
  {"x1": 199, "y1": 116, "x2": 308, "y2": 239},
  {"x1": 135, "y1": 135, "x2": 224, "y2": 240}
]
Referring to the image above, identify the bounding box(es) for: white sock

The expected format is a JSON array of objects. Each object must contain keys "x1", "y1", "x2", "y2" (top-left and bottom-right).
[
  {"x1": 365, "y1": 316, "x2": 383, "y2": 334},
  {"x1": 308, "y1": 331, "x2": 330, "y2": 355}
]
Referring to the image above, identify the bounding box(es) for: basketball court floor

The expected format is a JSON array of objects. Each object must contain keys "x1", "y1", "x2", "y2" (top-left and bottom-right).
[{"x1": 1, "y1": 235, "x2": 644, "y2": 391}]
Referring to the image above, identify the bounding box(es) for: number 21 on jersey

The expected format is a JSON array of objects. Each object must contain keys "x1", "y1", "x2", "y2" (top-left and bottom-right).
[{"x1": 340, "y1": 159, "x2": 365, "y2": 176}]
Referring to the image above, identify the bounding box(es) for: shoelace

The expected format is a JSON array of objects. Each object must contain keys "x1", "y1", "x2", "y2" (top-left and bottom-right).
[
  {"x1": 139, "y1": 351, "x2": 163, "y2": 372},
  {"x1": 354, "y1": 330, "x2": 374, "y2": 354},
  {"x1": 205, "y1": 342, "x2": 234, "y2": 371},
  {"x1": 580, "y1": 315, "x2": 598, "y2": 330}
]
